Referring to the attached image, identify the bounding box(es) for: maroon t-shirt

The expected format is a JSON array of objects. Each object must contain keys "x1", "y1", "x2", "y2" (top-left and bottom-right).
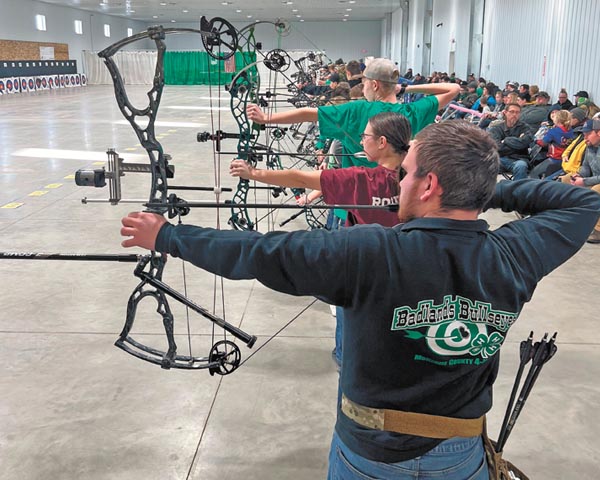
[{"x1": 320, "y1": 166, "x2": 399, "y2": 227}]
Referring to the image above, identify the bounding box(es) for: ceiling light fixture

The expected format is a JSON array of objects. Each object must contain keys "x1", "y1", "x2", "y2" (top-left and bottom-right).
[
  {"x1": 292, "y1": 9, "x2": 298, "y2": 12},
  {"x1": 171, "y1": 19, "x2": 176, "y2": 22},
  {"x1": 236, "y1": 9, "x2": 242, "y2": 13},
  {"x1": 247, "y1": 14, "x2": 253, "y2": 18},
  {"x1": 152, "y1": 15, "x2": 159, "y2": 18},
  {"x1": 346, "y1": 8, "x2": 352, "y2": 11},
  {"x1": 182, "y1": 9, "x2": 189, "y2": 13},
  {"x1": 159, "y1": 2, "x2": 167, "y2": 5}
]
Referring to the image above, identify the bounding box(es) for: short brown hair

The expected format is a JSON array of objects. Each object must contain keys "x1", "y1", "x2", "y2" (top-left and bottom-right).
[{"x1": 413, "y1": 121, "x2": 499, "y2": 210}]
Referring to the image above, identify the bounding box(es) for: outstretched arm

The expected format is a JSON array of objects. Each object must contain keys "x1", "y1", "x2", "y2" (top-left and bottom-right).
[
  {"x1": 247, "y1": 104, "x2": 319, "y2": 125},
  {"x1": 230, "y1": 159, "x2": 323, "y2": 190},
  {"x1": 405, "y1": 82, "x2": 461, "y2": 109}
]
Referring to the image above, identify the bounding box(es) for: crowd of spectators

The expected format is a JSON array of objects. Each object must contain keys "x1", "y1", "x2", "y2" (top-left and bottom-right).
[{"x1": 404, "y1": 69, "x2": 599, "y2": 243}]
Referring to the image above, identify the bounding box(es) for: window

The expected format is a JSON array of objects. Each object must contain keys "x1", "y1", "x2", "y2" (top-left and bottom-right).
[
  {"x1": 104, "y1": 24, "x2": 111, "y2": 37},
  {"x1": 127, "y1": 27, "x2": 133, "y2": 37},
  {"x1": 74, "y1": 20, "x2": 83, "y2": 35},
  {"x1": 35, "y1": 14, "x2": 47, "y2": 31}
]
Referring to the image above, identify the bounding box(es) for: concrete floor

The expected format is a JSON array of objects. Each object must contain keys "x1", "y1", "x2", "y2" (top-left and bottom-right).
[{"x1": 0, "y1": 85, "x2": 598, "y2": 479}]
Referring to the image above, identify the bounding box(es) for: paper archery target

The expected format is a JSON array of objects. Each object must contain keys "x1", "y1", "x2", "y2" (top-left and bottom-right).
[
  {"x1": 74, "y1": 74, "x2": 81, "y2": 86},
  {"x1": 35, "y1": 77, "x2": 42, "y2": 89},
  {"x1": 48, "y1": 76, "x2": 55, "y2": 89},
  {"x1": 6, "y1": 78, "x2": 18, "y2": 93},
  {"x1": 20, "y1": 78, "x2": 28, "y2": 92},
  {"x1": 41, "y1": 76, "x2": 48, "y2": 89},
  {"x1": 59, "y1": 75, "x2": 66, "y2": 87},
  {"x1": 0, "y1": 79, "x2": 5, "y2": 95},
  {"x1": 80, "y1": 74, "x2": 87, "y2": 86},
  {"x1": 69, "y1": 74, "x2": 77, "y2": 87},
  {"x1": 28, "y1": 77, "x2": 36, "y2": 91}
]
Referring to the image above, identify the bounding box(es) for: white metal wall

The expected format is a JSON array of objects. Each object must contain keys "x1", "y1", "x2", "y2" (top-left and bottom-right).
[
  {"x1": 406, "y1": 0, "x2": 427, "y2": 75},
  {"x1": 389, "y1": 8, "x2": 404, "y2": 66},
  {"x1": 482, "y1": 0, "x2": 600, "y2": 101},
  {"x1": 430, "y1": 0, "x2": 474, "y2": 76}
]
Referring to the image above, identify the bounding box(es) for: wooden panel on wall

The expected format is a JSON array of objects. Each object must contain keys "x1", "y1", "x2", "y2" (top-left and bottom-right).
[{"x1": 0, "y1": 40, "x2": 69, "y2": 60}]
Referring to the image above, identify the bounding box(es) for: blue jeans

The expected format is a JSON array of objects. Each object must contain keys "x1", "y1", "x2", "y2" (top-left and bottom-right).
[
  {"x1": 545, "y1": 168, "x2": 564, "y2": 181},
  {"x1": 326, "y1": 210, "x2": 343, "y2": 230},
  {"x1": 328, "y1": 430, "x2": 488, "y2": 480},
  {"x1": 499, "y1": 156, "x2": 529, "y2": 180}
]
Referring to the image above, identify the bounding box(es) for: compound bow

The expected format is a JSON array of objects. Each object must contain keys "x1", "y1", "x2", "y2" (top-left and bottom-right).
[{"x1": 94, "y1": 18, "x2": 257, "y2": 374}]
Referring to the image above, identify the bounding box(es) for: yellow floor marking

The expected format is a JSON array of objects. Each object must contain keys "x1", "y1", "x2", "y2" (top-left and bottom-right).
[
  {"x1": 45, "y1": 183, "x2": 62, "y2": 189},
  {"x1": 29, "y1": 191, "x2": 49, "y2": 197},
  {"x1": 1, "y1": 202, "x2": 24, "y2": 209},
  {"x1": 168, "y1": 129, "x2": 178, "y2": 133},
  {"x1": 64, "y1": 174, "x2": 75, "y2": 180},
  {"x1": 93, "y1": 162, "x2": 105, "y2": 166},
  {"x1": 125, "y1": 147, "x2": 137, "y2": 151}
]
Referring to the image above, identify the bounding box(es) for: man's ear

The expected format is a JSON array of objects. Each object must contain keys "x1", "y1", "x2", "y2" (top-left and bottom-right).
[{"x1": 419, "y1": 172, "x2": 442, "y2": 201}]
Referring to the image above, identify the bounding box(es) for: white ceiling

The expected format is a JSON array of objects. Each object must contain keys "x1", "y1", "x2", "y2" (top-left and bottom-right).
[{"x1": 39, "y1": 0, "x2": 403, "y2": 23}]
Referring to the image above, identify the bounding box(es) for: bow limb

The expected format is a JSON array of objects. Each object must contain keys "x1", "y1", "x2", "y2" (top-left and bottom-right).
[{"x1": 227, "y1": 61, "x2": 262, "y2": 230}]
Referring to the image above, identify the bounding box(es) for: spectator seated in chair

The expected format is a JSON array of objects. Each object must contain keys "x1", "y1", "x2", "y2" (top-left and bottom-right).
[
  {"x1": 519, "y1": 91, "x2": 553, "y2": 130},
  {"x1": 488, "y1": 103, "x2": 534, "y2": 180},
  {"x1": 529, "y1": 110, "x2": 575, "y2": 179},
  {"x1": 546, "y1": 108, "x2": 589, "y2": 181},
  {"x1": 559, "y1": 117, "x2": 600, "y2": 243}
]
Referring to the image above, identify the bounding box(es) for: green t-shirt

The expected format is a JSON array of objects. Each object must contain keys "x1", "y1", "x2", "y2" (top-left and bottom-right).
[
  {"x1": 317, "y1": 96, "x2": 440, "y2": 169},
  {"x1": 317, "y1": 96, "x2": 440, "y2": 220}
]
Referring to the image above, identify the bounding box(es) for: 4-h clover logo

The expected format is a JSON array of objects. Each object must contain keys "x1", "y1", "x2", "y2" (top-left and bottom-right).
[{"x1": 468, "y1": 332, "x2": 504, "y2": 358}]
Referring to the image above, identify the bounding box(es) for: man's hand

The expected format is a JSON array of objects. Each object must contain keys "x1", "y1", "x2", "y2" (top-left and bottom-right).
[
  {"x1": 121, "y1": 212, "x2": 167, "y2": 250},
  {"x1": 570, "y1": 174, "x2": 585, "y2": 187},
  {"x1": 229, "y1": 159, "x2": 254, "y2": 179},
  {"x1": 247, "y1": 103, "x2": 268, "y2": 124}
]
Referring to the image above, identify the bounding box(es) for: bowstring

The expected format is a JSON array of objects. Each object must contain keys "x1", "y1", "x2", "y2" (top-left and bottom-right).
[
  {"x1": 178, "y1": 213, "x2": 194, "y2": 359},
  {"x1": 206, "y1": 37, "x2": 228, "y2": 350}
]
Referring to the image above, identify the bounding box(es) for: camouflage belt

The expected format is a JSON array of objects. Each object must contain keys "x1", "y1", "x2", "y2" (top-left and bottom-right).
[{"x1": 341, "y1": 394, "x2": 484, "y2": 439}]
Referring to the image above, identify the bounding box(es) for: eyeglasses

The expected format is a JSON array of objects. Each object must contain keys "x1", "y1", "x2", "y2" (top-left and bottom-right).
[{"x1": 360, "y1": 133, "x2": 378, "y2": 140}]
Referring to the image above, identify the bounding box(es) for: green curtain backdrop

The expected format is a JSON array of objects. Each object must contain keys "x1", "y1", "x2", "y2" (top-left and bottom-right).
[{"x1": 164, "y1": 51, "x2": 256, "y2": 85}]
